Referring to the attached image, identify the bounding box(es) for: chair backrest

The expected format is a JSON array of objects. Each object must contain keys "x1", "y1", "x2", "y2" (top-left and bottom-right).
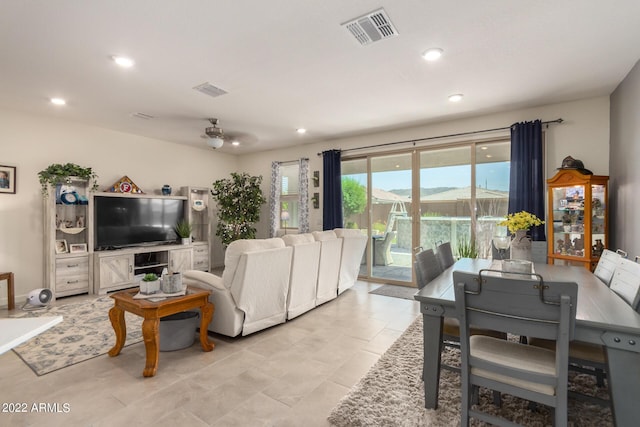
[
  {"x1": 282, "y1": 233, "x2": 321, "y2": 319},
  {"x1": 312, "y1": 230, "x2": 342, "y2": 304},
  {"x1": 414, "y1": 249, "x2": 442, "y2": 289},
  {"x1": 453, "y1": 270, "x2": 578, "y2": 341},
  {"x1": 333, "y1": 228, "x2": 368, "y2": 294},
  {"x1": 609, "y1": 257, "x2": 640, "y2": 310},
  {"x1": 594, "y1": 249, "x2": 623, "y2": 286},
  {"x1": 454, "y1": 270, "x2": 577, "y2": 424},
  {"x1": 223, "y1": 238, "x2": 286, "y2": 288},
  {"x1": 435, "y1": 241, "x2": 455, "y2": 270}
]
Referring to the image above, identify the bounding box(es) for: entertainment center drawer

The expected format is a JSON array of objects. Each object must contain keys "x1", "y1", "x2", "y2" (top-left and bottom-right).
[
  {"x1": 193, "y1": 245, "x2": 209, "y2": 271},
  {"x1": 55, "y1": 256, "x2": 90, "y2": 292}
]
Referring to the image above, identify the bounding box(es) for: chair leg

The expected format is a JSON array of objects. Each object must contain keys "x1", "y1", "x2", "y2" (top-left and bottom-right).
[
  {"x1": 461, "y1": 383, "x2": 472, "y2": 427},
  {"x1": 492, "y1": 390, "x2": 502, "y2": 407},
  {"x1": 595, "y1": 368, "x2": 605, "y2": 387}
]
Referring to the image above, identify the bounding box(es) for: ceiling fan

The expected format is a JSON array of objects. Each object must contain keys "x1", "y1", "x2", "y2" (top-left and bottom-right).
[{"x1": 204, "y1": 118, "x2": 225, "y2": 149}]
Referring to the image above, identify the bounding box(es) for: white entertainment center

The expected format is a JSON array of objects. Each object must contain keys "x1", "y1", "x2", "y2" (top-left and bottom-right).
[{"x1": 43, "y1": 182, "x2": 212, "y2": 299}]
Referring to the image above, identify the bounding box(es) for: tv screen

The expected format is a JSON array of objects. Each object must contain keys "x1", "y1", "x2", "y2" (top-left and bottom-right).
[{"x1": 94, "y1": 196, "x2": 185, "y2": 250}]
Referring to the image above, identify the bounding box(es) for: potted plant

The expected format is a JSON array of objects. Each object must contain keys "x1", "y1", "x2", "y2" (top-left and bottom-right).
[
  {"x1": 211, "y1": 172, "x2": 266, "y2": 245},
  {"x1": 456, "y1": 237, "x2": 478, "y2": 259},
  {"x1": 140, "y1": 273, "x2": 160, "y2": 295},
  {"x1": 37, "y1": 163, "x2": 99, "y2": 196},
  {"x1": 174, "y1": 220, "x2": 192, "y2": 245}
]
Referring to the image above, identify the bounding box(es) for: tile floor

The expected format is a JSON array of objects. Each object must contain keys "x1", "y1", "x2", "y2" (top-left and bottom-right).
[{"x1": 0, "y1": 280, "x2": 420, "y2": 426}]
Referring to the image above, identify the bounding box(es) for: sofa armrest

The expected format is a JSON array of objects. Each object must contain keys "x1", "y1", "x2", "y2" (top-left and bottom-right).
[{"x1": 183, "y1": 270, "x2": 226, "y2": 291}]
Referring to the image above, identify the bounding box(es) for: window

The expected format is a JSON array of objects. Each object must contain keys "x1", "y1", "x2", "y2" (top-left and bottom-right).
[{"x1": 280, "y1": 164, "x2": 299, "y2": 229}]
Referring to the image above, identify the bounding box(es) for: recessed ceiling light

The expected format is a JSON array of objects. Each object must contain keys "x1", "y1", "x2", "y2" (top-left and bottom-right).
[
  {"x1": 50, "y1": 98, "x2": 66, "y2": 105},
  {"x1": 480, "y1": 146, "x2": 488, "y2": 150},
  {"x1": 486, "y1": 154, "x2": 493, "y2": 158},
  {"x1": 231, "y1": 141, "x2": 240, "y2": 146},
  {"x1": 296, "y1": 128, "x2": 307, "y2": 134},
  {"x1": 112, "y1": 56, "x2": 134, "y2": 68},
  {"x1": 448, "y1": 94, "x2": 463, "y2": 102},
  {"x1": 422, "y1": 48, "x2": 443, "y2": 61}
]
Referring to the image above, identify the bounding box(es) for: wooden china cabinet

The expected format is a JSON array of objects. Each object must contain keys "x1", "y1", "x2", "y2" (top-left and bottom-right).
[{"x1": 546, "y1": 169, "x2": 609, "y2": 270}]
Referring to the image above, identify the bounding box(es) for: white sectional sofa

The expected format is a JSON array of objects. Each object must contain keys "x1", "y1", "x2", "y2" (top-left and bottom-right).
[
  {"x1": 281, "y1": 233, "x2": 321, "y2": 320},
  {"x1": 183, "y1": 229, "x2": 367, "y2": 337}
]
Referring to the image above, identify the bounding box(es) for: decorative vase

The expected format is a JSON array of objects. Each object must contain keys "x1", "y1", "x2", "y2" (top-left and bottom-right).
[
  {"x1": 162, "y1": 184, "x2": 172, "y2": 195},
  {"x1": 510, "y1": 230, "x2": 532, "y2": 261},
  {"x1": 181, "y1": 237, "x2": 190, "y2": 245},
  {"x1": 162, "y1": 273, "x2": 183, "y2": 293}
]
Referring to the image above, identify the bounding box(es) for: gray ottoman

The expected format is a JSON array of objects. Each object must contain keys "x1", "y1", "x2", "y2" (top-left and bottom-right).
[{"x1": 159, "y1": 311, "x2": 199, "y2": 351}]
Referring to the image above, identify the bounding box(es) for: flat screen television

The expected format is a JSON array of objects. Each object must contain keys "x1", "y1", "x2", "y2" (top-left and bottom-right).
[{"x1": 94, "y1": 196, "x2": 186, "y2": 250}]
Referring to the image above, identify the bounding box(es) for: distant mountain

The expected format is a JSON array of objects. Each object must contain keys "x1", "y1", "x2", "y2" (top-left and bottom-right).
[{"x1": 388, "y1": 187, "x2": 457, "y2": 198}]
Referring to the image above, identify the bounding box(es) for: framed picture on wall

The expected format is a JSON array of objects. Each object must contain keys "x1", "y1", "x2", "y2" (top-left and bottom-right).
[{"x1": 0, "y1": 165, "x2": 16, "y2": 194}]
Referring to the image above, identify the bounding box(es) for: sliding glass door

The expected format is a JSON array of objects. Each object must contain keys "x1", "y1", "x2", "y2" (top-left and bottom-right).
[
  {"x1": 341, "y1": 139, "x2": 510, "y2": 286},
  {"x1": 418, "y1": 146, "x2": 472, "y2": 259},
  {"x1": 370, "y1": 153, "x2": 413, "y2": 283},
  {"x1": 341, "y1": 158, "x2": 369, "y2": 276}
]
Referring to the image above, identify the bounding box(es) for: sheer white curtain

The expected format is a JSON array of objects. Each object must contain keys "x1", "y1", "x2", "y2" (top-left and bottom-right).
[
  {"x1": 269, "y1": 161, "x2": 281, "y2": 237},
  {"x1": 298, "y1": 158, "x2": 310, "y2": 233}
]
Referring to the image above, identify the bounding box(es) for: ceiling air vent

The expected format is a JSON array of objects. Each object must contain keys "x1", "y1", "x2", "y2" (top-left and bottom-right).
[
  {"x1": 342, "y1": 8, "x2": 398, "y2": 46},
  {"x1": 130, "y1": 112, "x2": 154, "y2": 120},
  {"x1": 193, "y1": 82, "x2": 228, "y2": 98}
]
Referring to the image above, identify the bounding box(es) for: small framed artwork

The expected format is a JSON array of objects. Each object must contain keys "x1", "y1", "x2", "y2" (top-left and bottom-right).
[
  {"x1": 0, "y1": 165, "x2": 16, "y2": 194},
  {"x1": 69, "y1": 243, "x2": 88, "y2": 253},
  {"x1": 55, "y1": 239, "x2": 69, "y2": 254}
]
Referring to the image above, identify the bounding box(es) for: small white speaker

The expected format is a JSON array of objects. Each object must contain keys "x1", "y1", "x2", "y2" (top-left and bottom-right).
[{"x1": 26, "y1": 288, "x2": 53, "y2": 307}]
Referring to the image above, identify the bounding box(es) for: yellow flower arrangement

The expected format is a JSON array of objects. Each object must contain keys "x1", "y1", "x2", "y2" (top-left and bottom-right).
[{"x1": 498, "y1": 211, "x2": 545, "y2": 234}]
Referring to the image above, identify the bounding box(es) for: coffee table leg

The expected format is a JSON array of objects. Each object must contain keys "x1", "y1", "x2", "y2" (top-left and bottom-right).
[
  {"x1": 108, "y1": 306, "x2": 126, "y2": 357},
  {"x1": 142, "y1": 318, "x2": 160, "y2": 377},
  {"x1": 199, "y1": 302, "x2": 215, "y2": 352}
]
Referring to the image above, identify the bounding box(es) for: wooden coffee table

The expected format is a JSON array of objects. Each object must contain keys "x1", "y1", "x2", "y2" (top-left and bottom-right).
[{"x1": 108, "y1": 286, "x2": 214, "y2": 377}]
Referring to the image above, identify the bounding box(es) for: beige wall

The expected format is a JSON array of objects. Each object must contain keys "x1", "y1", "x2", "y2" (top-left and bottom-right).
[
  {"x1": 610, "y1": 59, "x2": 640, "y2": 256},
  {"x1": 239, "y1": 96, "x2": 611, "y2": 238},
  {"x1": 0, "y1": 96, "x2": 612, "y2": 305},
  {"x1": 0, "y1": 109, "x2": 238, "y2": 305}
]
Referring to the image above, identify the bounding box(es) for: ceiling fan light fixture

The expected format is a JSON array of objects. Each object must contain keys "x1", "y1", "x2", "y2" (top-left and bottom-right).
[
  {"x1": 205, "y1": 118, "x2": 224, "y2": 149},
  {"x1": 206, "y1": 137, "x2": 224, "y2": 149}
]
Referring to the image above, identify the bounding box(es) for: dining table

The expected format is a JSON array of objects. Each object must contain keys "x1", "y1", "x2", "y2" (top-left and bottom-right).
[{"x1": 414, "y1": 258, "x2": 640, "y2": 427}]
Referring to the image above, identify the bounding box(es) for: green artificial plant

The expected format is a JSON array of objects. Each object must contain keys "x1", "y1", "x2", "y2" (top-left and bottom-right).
[
  {"x1": 174, "y1": 220, "x2": 193, "y2": 238},
  {"x1": 211, "y1": 172, "x2": 266, "y2": 245},
  {"x1": 456, "y1": 237, "x2": 479, "y2": 259},
  {"x1": 142, "y1": 273, "x2": 158, "y2": 282},
  {"x1": 38, "y1": 163, "x2": 99, "y2": 196}
]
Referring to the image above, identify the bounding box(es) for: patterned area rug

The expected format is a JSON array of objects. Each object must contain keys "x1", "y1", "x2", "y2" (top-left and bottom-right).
[
  {"x1": 12, "y1": 296, "x2": 143, "y2": 376},
  {"x1": 328, "y1": 316, "x2": 612, "y2": 427},
  {"x1": 369, "y1": 284, "x2": 418, "y2": 301}
]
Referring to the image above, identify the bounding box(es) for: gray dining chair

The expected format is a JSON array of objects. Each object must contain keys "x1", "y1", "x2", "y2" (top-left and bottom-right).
[
  {"x1": 454, "y1": 270, "x2": 578, "y2": 427},
  {"x1": 609, "y1": 256, "x2": 640, "y2": 310},
  {"x1": 529, "y1": 253, "x2": 640, "y2": 401},
  {"x1": 414, "y1": 248, "x2": 442, "y2": 289},
  {"x1": 593, "y1": 249, "x2": 624, "y2": 286},
  {"x1": 415, "y1": 249, "x2": 505, "y2": 404},
  {"x1": 435, "y1": 241, "x2": 455, "y2": 271}
]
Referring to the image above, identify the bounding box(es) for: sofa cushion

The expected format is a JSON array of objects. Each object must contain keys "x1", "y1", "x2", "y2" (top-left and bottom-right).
[
  {"x1": 282, "y1": 233, "x2": 315, "y2": 246},
  {"x1": 312, "y1": 230, "x2": 337, "y2": 241},
  {"x1": 333, "y1": 228, "x2": 363, "y2": 238},
  {"x1": 223, "y1": 238, "x2": 285, "y2": 288}
]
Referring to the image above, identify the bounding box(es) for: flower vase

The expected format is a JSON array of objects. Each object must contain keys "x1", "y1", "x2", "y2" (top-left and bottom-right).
[{"x1": 510, "y1": 230, "x2": 532, "y2": 261}]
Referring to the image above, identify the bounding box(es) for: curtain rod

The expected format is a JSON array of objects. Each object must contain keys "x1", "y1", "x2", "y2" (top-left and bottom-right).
[
  {"x1": 276, "y1": 157, "x2": 309, "y2": 165},
  {"x1": 317, "y1": 118, "x2": 563, "y2": 156}
]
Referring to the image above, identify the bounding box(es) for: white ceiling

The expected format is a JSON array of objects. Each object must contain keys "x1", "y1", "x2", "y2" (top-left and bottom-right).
[{"x1": 1, "y1": 1, "x2": 640, "y2": 154}]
